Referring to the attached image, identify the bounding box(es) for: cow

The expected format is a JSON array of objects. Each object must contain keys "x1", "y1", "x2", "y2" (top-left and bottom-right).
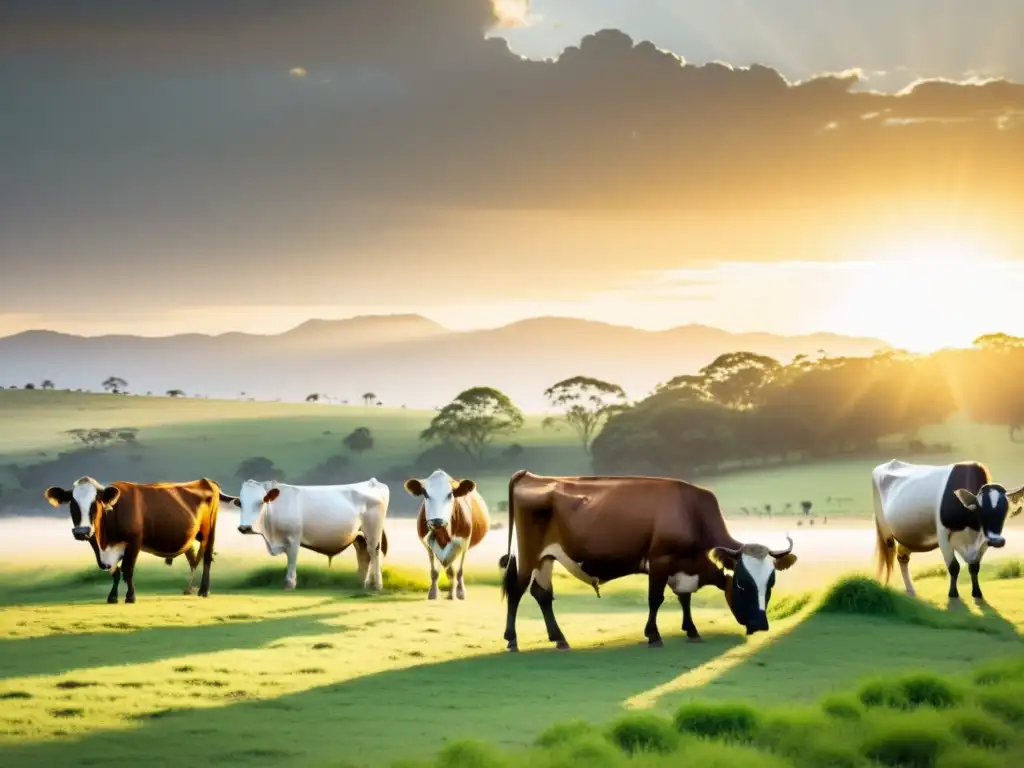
[
  {"x1": 498, "y1": 471, "x2": 797, "y2": 652},
  {"x1": 872, "y1": 459, "x2": 1023, "y2": 601},
  {"x1": 43, "y1": 476, "x2": 230, "y2": 603},
  {"x1": 404, "y1": 469, "x2": 490, "y2": 600},
  {"x1": 230, "y1": 478, "x2": 390, "y2": 590}
]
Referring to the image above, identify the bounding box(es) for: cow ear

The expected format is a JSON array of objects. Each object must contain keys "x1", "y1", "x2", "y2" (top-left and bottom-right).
[
  {"x1": 1006, "y1": 486, "x2": 1024, "y2": 517},
  {"x1": 263, "y1": 488, "x2": 280, "y2": 503},
  {"x1": 774, "y1": 553, "x2": 798, "y2": 571},
  {"x1": 709, "y1": 547, "x2": 739, "y2": 571},
  {"x1": 404, "y1": 479, "x2": 425, "y2": 496},
  {"x1": 100, "y1": 486, "x2": 120, "y2": 505},
  {"x1": 44, "y1": 487, "x2": 72, "y2": 507},
  {"x1": 452, "y1": 479, "x2": 476, "y2": 497},
  {"x1": 954, "y1": 489, "x2": 979, "y2": 510},
  {"x1": 233, "y1": 498, "x2": 242, "y2": 507}
]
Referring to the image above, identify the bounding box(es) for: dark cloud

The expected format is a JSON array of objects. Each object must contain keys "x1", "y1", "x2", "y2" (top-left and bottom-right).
[{"x1": 1, "y1": 0, "x2": 1023, "y2": 312}]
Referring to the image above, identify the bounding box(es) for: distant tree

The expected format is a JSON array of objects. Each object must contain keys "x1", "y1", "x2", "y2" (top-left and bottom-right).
[
  {"x1": 343, "y1": 427, "x2": 375, "y2": 454},
  {"x1": 40, "y1": 380, "x2": 55, "y2": 390},
  {"x1": 503, "y1": 442, "x2": 524, "y2": 460},
  {"x1": 24, "y1": 383, "x2": 35, "y2": 390},
  {"x1": 698, "y1": 352, "x2": 782, "y2": 409},
  {"x1": 541, "y1": 376, "x2": 628, "y2": 455},
  {"x1": 421, "y1": 386, "x2": 525, "y2": 463},
  {"x1": 102, "y1": 376, "x2": 128, "y2": 395},
  {"x1": 362, "y1": 392, "x2": 376, "y2": 406},
  {"x1": 801, "y1": 501, "x2": 813, "y2": 516},
  {"x1": 233, "y1": 456, "x2": 286, "y2": 481},
  {"x1": 306, "y1": 393, "x2": 320, "y2": 402},
  {"x1": 166, "y1": 389, "x2": 185, "y2": 398}
]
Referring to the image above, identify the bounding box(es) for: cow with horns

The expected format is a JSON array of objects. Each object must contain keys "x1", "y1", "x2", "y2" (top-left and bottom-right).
[{"x1": 498, "y1": 471, "x2": 798, "y2": 651}]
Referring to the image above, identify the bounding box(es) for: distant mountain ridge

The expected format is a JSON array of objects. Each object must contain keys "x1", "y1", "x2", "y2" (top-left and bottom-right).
[{"x1": 0, "y1": 314, "x2": 889, "y2": 411}]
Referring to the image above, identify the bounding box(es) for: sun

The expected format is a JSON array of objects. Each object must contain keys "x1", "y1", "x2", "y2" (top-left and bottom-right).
[{"x1": 826, "y1": 232, "x2": 999, "y2": 354}]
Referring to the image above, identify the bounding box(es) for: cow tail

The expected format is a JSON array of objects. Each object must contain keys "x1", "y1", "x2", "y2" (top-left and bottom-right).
[
  {"x1": 500, "y1": 470, "x2": 526, "y2": 602},
  {"x1": 872, "y1": 475, "x2": 894, "y2": 584},
  {"x1": 381, "y1": 527, "x2": 389, "y2": 557}
]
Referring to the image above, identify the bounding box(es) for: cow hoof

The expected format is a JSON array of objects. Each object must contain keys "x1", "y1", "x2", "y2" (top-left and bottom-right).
[
  {"x1": 427, "y1": 586, "x2": 439, "y2": 600},
  {"x1": 648, "y1": 638, "x2": 664, "y2": 648},
  {"x1": 283, "y1": 583, "x2": 296, "y2": 591},
  {"x1": 555, "y1": 640, "x2": 571, "y2": 651},
  {"x1": 686, "y1": 635, "x2": 703, "y2": 643},
  {"x1": 506, "y1": 643, "x2": 519, "y2": 652},
  {"x1": 446, "y1": 594, "x2": 454, "y2": 601},
  {"x1": 125, "y1": 595, "x2": 136, "y2": 604},
  {"x1": 106, "y1": 596, "x2": 118, "y2": 604},
  {"x1": 183, "y1": 588, "x2": 195, "y2": 595},
  {"x1": 973, "y1": 594, "x2": 985, "y2": 604},
  {"x1": 948, "y1": 593, "x2": 960, "y2": 601},
  {"x1": 198, "y1": 590, "x2": 209, "y2": 598}
]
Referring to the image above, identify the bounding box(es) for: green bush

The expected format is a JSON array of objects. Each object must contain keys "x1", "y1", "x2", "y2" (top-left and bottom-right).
[
  {"x1": 820, "y1": 694, "x2": 864, "y2": 720},
  {"x1": 976, "y1": 685, "x2": 1024, "y2": 725},
  {"x1": 534, "y1": 735, "x2": 625, "y2": 768},
  {"x1": 754, "y1": 709, "x2": 863, "y2": 767},
  {"x1": 433, "y1": 740, "x2": 510, "y2": 768},
  {"x1": 604, "y1": 712, "x2": 678, "y2": 755},
  {"x1": 533, "y1": 719, "x2": 594, "y2": 749},
  {"x1": 950, "y1": 708, "x2": 1013, "y2": 749},
  {"x1": 859, "y1": 711, "x2": 954, "y2": 767},
  {"x1": 673, "y1": 701, "x2": 760, "y2": 741},
  {"x1": 992, "y1": 559, "x2": 1024, "y2": 580},
  {"x1": 858, "y1": 673, "x2": 964, "y2": 710}
]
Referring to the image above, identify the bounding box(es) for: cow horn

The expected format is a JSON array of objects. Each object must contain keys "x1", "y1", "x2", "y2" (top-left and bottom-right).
[
  {"x1": 714, "y1": 545, "x2": 742, "y2": 557},
  {"x1": 769, "y1": 535, "x2": 794, "y2": 559}
]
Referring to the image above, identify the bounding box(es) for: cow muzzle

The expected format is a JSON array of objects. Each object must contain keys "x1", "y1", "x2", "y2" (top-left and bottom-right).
[
  {"x1": 745, "y1": 612, "x2": 770, "y2": 635},
  {"x1": 238, "y1": 525, "x2": 254, "y2": 534},
  {"x1": 72, "y1": 526, "x2": 91, "y2": 541},
  {"x1": 427, "y1": 518, "x2": 445, "y2": 529},
  {"x1": 985, "y1": 532, "x2": 1006, "y2": 548}
]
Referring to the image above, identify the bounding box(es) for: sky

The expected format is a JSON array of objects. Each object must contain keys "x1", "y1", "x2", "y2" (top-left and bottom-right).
[{"x1": 3, "y1": 0, "x2": 1024, "y2": 352}]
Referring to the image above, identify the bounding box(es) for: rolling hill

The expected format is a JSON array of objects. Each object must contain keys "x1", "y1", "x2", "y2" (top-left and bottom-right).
[{"x1": 0, "y1": 315, "x2": 888, "y2": 411}]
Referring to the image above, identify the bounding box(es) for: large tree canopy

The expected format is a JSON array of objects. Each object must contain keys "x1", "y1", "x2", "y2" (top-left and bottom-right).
[{"x1": 421, "y1": 386, "x2": 525, "y2": 463}]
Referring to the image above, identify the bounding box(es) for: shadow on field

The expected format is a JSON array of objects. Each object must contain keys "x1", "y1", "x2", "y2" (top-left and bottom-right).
[
  {"x1": 0, "y1": 633, "x2": 743, "y2": 767},
  {"x1": 0, "y1": 615, "x2": 339, "y2": 681}
]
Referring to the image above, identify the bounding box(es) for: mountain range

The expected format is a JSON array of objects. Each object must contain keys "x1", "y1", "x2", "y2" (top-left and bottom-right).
[{"x1": 0, "y1": 315, "x2": 889, "y2": 411}]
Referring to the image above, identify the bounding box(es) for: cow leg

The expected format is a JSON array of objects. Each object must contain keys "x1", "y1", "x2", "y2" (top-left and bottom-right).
[
  {"x1": 183, "y1": 546, "x2": 200, "y2": 595},
  {"x1": 426, "y1": 548, "x2": 440, "y2": 600},
  {"x1": 368, "y1": 536, "x2": 384, "y2": 592},
  {"x1": 445, "y1": 565, "x2": 456, "y2": 600},
  {"x1": 197, "y1": 526, "x2": 217, "y2": 599},
  {"x1": 283, "y1": 542, "x2": 299, "y2": 590},
  {"x1": 354, "y1": 535, "x2": 371, "y2": 585},
  {"x1": 969, "y1": 561, "x2": 984, "y2": 602},
  {"x1": 531, "y1": 557, "x2": 569, "y2": 650},
  {"x1": 454, "y1": 549, "x2": 468, "y2": 600},
  {"x1": 896, "y1": 545, "x2": 915, "y2": 597},
  {"x1": 677, "y1": 593, "x2": 701, "y2": 641},
  {"x1": 502, "y1": 566, "x2": 529, "y2": 652},
  {"x1": 121, "y1": 546, "x2": 141, "y2": 604},
  {"x1": 106, "y1": 566, "x2": 121, "y2": 604},
  {"x1": 644, "y1": 570, "x2": 669, "y2": 648}
]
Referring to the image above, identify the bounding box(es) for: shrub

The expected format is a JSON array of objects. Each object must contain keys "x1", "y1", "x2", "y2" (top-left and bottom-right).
[
  {"x1": 973, "y1": 657, "x2": 1024, "y2": 687},
  {"x1": 950, "y1": 708, "x2": 1013, "y2": 749},
  {"x1": 858, "y1": 673, "x2": 964, "y2": 711},
  {"x1": 821, "y1": 694, "x2": 864, "y2": 720},
  {"x1": 992, "y1": 559, "x2": 1024, "y2": 580},
  {"x1": 434, "y1": 740, "x2": 510, "y2": 768},
  {"x1": 533, "y1": 720, "x2": 594, "y2": 748},
  {"x1": 755, "y1": 709, "x2": 863, "y2": 768},
  {"x1": 534, "y1": 735, "x2": 625, "y2": 768},
  {"x1": 860, "y1": 711, "x2": 953, "y2": 767},
  {"x1": 673, "y1": 701, "x2": 760, "y2": 741},
  {"x1": 975, "y1": 684, "x2": 1024, "y2": 725},
  {"x1": 605, "y1": 712, "x2": 678, "y2": 755}
]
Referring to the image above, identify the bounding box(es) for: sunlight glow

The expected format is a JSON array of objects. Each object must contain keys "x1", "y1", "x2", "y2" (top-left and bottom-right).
[{"x1": 491, "y1": 0, "x2": 538, "y2": 28}]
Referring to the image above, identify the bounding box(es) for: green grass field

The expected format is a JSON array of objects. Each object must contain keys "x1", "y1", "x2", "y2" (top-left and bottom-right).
[
  {"x1": 0, "y1": 554, "x2": 1023, "y2": 767},
  {"x1": 6, "y1": 389, "x2": 1024, "y2": 518}
]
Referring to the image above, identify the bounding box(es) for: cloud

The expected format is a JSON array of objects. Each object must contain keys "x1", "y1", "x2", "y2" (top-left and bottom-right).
[{"x1": 2, "y1": 0, "x2": 1024, "y2": 313}]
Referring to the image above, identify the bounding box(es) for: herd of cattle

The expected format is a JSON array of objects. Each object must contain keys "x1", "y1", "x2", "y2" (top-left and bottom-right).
[{"x1": 40, "y1": 457, "x2": 1021, "y2": 650}]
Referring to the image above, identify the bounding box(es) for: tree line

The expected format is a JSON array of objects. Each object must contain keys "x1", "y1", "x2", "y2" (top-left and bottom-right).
[{"x1": 419, "y1": 335, "x2": 1024, "y2": 478}]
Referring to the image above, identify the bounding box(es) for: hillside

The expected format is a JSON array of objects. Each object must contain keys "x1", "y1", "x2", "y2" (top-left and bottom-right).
[{"x1": 0, "y1": 315, "x2": 888, "y2": 411}]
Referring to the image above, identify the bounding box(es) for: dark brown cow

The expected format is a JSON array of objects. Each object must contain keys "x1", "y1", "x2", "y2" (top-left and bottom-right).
[
  {"x1": 499, "y1": 471, "x2": 798, "y2": 651},
  {"x1": 44, "y1": 476, "x2": 231, "y2": 603},
  {"x1": 404, "y1": 469, "x2": 490, "y2": 600}
]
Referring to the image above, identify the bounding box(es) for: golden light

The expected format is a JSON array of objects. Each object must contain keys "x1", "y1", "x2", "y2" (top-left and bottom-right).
[{"x1": 491, "y1": 0, "x2": 534, "y2": 28}]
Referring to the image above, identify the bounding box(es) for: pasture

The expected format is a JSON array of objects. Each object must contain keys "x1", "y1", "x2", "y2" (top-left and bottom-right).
[{"x1": 4, "y1": 391, "x2": 1024, "y2": 766}]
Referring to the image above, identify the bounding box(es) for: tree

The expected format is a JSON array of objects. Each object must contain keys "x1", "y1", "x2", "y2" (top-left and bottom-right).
[
  {"x1": 541, "y1": 376, "x2": 628, "y2": 455},
  {"x1": 41, "y1": 380, "x2": 55, "y2": 390},
  {"x1": 697, "y1": 352, "x2": 782, "y2": 409},
  {"x1": 234, "y1": 456, "x2": 286, "y2": 481},
  {"x1": 166, "y1": 389, "x2": 185, "y2": 398},
  {"x1": 305, "y1": 393, "x2": 320, "y2": 403},
  {"x1": 421, "y1": 386, "x2": 525, "y2": 463},
  {"x1": 343, "y1": 427, "x2": 375, "y2": 453},
  {"x1": 24, "y1": 383, "x2": 35, "y2": 390},
  {"x1": 362, "y1": 392, "x2": 376, "y2": 406},
  {"x1": 102, "y1": 376, "x2": 128, "y2": 395}
]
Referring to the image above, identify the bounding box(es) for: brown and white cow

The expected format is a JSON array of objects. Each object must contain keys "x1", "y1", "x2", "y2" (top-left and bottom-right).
[
  {"x1": 499, "y1": 471, "x2": 798, "y2": 651},
  {"x1": 404, "y1": 469, "x2": 490, "y2": 600},
  {"x1": 44, "y1": 476, "x2": 231, "y2": 603}
]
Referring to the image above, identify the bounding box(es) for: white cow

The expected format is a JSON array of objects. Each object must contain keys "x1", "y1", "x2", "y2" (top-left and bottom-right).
[
  {"x1": 230, "y1": 478, "x2": 390, "y2": 590},
  {"x1": 871, "y1": 459, "x2": 1022, "y2": 601}
]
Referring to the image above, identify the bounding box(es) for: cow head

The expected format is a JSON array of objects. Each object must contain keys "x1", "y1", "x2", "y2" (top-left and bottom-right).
[
  {"x1": 235, "y1": 479, "x2": 280, "y2": 534},
  {"x1": 953, "y1": 483, "x2": 1024, "y2": 550},
  {"x1": 44, "y1": 477, "x2": 120, "y2": 542},
  {"x1": 710, "y1": 536, "x2": 797, "y2": 635},
  {"x1": 404, "y1": 469, "x2": 475, "y2": 530}
]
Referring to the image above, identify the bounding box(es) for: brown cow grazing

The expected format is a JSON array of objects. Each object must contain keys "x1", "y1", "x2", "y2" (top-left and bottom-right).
[
  {"x1": 44, "y1": 476, "x2": 231, "y2": 604},
  {"x1": 404, "y1": 469, "x2": 490, "y2": 600},
  {"x1": 499, "y1": 471, "x2": 798, "y2": 651}
]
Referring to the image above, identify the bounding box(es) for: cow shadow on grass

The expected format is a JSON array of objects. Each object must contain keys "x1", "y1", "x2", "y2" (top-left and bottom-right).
[
  {"x1": 0, "y1": 631, "x2": 744, "y2": 767},
  {"x1": 0, "y1": 614, "x2": 340, "y2": 681}
]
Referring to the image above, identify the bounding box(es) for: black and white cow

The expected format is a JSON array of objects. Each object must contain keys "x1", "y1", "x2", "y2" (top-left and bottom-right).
[{"x1": 872, "y1": 459, "x2": 1023, "y2": 601}]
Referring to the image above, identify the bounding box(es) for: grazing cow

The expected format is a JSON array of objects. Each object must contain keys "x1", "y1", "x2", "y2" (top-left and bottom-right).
[
  {"x1": 404, "y1": 469, "x2": 490, "y2": 600},
  {"x1": 44, "y1": 476, "x2": 230, "y2": 603},
  {"x1": 872, "y1": 459, "x2": 1023, "y2": 601},
  {"x1": 499, "y1": 471, "x2": 797, "y2": 652},
  {"x1": 230, "y1": 478, "x2": 390, "y2": 590}
]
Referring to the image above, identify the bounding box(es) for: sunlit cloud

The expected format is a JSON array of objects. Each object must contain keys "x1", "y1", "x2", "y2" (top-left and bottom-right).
[
  {"x1": 288, "y1": 66, "x2": 308, "y2": 77},
  {"x1": 491, "y1": 0, "x2": 540, "y2": 29}
]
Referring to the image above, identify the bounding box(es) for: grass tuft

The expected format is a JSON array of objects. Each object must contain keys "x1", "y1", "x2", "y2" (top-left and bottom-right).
[
  {"x1": 859, "y1": 710, "x2": 953, "y2": 767},
  {"x1": 673, "y1": 701, "x2": 760, "y2": 741},
  {"x1": 604, "y1": 713, "x2": 678, "y2": 755},
  {"x1": 533, "y1": 720, "x2": 595, "y2": 749},
  {"x1": 857, "y1": 672, "x2": 965, "y2": 710}
]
